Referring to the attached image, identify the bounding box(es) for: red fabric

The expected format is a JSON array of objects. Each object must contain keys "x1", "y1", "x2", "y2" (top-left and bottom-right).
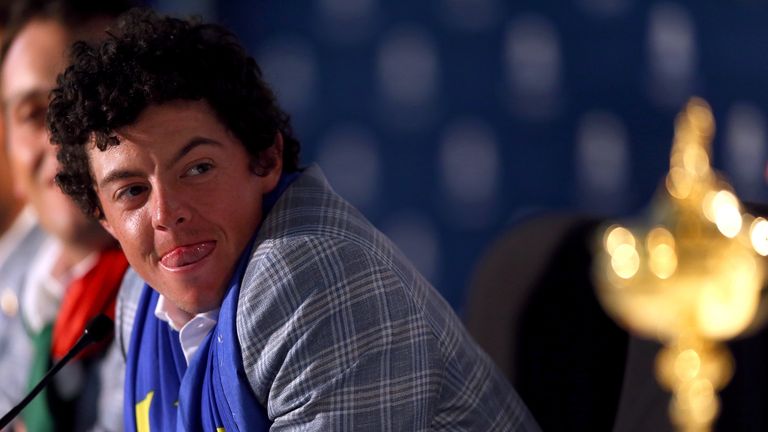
[{"x1": 51, "y1": 247, "x2": 129, "y2": 360}]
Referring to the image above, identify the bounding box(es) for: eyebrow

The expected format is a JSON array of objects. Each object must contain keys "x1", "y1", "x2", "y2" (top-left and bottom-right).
[
  {"x1": 97, "y1": 169, "x2": 143, "y2": 190},
  {"x1": 97, "y1": 136, "x2": 223, "y2": 189},
  {"x1": 165, "y1": 136, "x2": 222, "y2": 171}
]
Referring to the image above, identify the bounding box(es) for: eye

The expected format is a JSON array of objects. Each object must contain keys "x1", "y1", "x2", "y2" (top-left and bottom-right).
[
  {"x1": 16, "y1": 103, "x2": 46, "y2": 127},
  {"x1": 184, "y1": 162, "x2": 214, "y2": 177},
  {"x1": 115, "y1": 184, "x2": 148, "y2": 201}
]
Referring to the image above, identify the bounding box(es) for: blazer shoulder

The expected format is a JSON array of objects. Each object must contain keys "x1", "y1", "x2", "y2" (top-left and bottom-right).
[
  {"x1": 234, "y1": 235, "x2": 432, "y2": 410},
  {"x1": 238, "y1": 234, "x2": 396, "y2": 303}
]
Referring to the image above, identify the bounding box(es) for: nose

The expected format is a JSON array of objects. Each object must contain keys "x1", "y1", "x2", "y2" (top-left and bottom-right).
[
  {"x1": 28, "y1": 129, "x2": 56, "y2": 187},
  {"x1": 40, "y1": 136, "x2": 59, "y2": 174},
  {"x1": 151, "y1": 184, "x2": 191, "y2": 231}
]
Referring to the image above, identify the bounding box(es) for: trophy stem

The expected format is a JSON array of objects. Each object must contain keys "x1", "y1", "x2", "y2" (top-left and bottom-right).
[{"x1": 655, "y1": 336, "x2": 734, "y2": 432}]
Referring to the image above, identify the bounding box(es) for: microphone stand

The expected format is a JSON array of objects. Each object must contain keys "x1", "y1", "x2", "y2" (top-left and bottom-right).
[{"x1": 0, "y1": 314, "x2": 114, "y2": 429}]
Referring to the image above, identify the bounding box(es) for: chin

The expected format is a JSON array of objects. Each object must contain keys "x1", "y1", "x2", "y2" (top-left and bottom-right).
[
  {"x1": 181, "y1": 297, "x2": 223, "y2": 316},
  {"x1": 168, "y1": 281, "x2": 227, "y2": 315},
  {"x1": 41, "y1": 218, "x2": 79, "y2": 242}
]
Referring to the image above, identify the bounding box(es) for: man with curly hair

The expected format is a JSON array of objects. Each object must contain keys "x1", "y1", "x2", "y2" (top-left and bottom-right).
[{"x1": 48, "y1": 8, "x2": 539, "y2": 431}]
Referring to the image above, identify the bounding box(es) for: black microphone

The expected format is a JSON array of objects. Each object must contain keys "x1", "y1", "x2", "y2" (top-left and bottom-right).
[{"x1": 0, "y1": 314, "x2": 114, "y2": 429}]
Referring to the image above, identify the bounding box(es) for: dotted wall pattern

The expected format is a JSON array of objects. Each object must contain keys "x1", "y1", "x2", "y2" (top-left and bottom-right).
[{"x1": 153, "y1": 0, "x2": 768, "y2": 313}]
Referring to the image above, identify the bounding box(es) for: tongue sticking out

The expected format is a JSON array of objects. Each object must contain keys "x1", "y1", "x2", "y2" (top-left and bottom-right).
[{"x1": 161, "y1": 242, "x2": 215, "y2": 269}]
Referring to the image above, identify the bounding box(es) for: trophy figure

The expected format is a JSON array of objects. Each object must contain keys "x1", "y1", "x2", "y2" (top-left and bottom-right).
[{"x1": 594, "y1": 98, "x2": 768, "y2": 431}]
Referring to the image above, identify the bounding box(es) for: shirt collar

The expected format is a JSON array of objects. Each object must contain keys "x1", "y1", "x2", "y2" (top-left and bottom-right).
[
  {"x1": 153, "y1": 294, "x2": 219, "y2": 332},
  {"x1": 154, "y1": 294, "x2": 220, "y2": 365}
]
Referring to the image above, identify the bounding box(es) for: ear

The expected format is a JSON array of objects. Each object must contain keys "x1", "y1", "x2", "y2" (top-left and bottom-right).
[{"x1": 261, "y1": 132, "x2": 284, "y2": 194}]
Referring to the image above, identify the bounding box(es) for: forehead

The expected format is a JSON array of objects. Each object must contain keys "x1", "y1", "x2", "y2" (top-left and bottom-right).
[
  {"x1": 88, "y1": 101, "x2": 240, "y2": 171},
  {"x1": 114, "y1": 101, "x2": 233, "y2": 148},
  {"x1": 1, "y1": 19, "x2": 70, "y2": 103}
]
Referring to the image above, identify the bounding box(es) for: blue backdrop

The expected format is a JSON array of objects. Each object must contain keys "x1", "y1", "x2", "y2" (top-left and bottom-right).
[{"x1": 149, "y1": 0, "x2": 768, "y2": 313}]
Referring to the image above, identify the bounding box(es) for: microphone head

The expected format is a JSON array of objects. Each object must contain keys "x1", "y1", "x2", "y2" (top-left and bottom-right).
[{"x1": 83, "y1": 314, "x2": 114, "y2": 343}]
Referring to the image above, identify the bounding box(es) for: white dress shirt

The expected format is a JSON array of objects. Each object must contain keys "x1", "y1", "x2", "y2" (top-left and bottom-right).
[
  {"x1": 154, "y1": 294, "x2": 219, "y2": 366},
  {"x1": 21, "y1": 237, "x2": 97, "y2": 334}
]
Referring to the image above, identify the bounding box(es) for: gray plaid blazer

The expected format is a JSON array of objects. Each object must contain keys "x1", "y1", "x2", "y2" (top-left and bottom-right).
[{"x1": 117, "y1": 164, "x2": 539, "y2": 431}]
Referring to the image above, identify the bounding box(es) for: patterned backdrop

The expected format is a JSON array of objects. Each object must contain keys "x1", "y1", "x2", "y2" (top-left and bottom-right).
[{"x1": 149, "y1": 0, "x2": 768, "y2": 313}]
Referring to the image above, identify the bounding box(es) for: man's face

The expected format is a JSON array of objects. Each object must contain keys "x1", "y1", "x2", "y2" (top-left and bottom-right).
[
  {"x1": 1, "y1": 19, "x2": 101, "y2": 242},
  {"x1": 90, "y1": 100, "x2": 282, "y2": 316}
]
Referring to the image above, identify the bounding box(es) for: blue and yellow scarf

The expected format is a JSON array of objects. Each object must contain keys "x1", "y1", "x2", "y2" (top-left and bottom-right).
[{"x1": 124, "y1": 237, "x2": 269, "y2": 432}]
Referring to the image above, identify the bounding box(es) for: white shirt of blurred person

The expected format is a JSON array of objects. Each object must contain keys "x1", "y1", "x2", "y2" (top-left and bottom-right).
[{"x1": 0, "y1": 16, "x2": 127, "y2": 432}]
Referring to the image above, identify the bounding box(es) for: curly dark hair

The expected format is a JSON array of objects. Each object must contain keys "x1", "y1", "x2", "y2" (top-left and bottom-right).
[{"x1": 48, "y1": 8, "x2": 302, "y2": 218}]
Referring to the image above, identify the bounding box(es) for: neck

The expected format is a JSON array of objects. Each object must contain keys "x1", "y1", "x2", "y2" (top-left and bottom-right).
[{"x1": 52, "y1": 242, "x2": 95, "y2": 281}]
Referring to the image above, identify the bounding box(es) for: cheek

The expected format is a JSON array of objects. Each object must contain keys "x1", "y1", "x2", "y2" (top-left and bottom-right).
[
  {"x1": 126, "y1": 213, "x2": 152, "y2": 251},
  {"x1": 7, "y1": 143, "x2": 31, "y2": 178},
  {"x1": 6, "y1": 154, "x2": 30, "y2": 197},
  {"x1": 229, "y1": 200, "x2": 263, "y2": 240},
  {"x1": 108, "y1": 210, "x2": 154, "y2": 256}
]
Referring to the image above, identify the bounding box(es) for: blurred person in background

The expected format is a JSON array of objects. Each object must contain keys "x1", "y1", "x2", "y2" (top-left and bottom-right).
[
  {"x1": 0, "y1": 0, "x2": 48, "y2": 424},
  {"x1": 49, "y1": 9, "x2": 538, "y2": 431},
  {"x1": 0, "y1": 0, "x2": 133, "y2": 430}
]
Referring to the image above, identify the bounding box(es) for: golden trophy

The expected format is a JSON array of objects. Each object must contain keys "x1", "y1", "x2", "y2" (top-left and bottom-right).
[{"x1": 594, "y1": 98, "x2": 768, "y2": 431}]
